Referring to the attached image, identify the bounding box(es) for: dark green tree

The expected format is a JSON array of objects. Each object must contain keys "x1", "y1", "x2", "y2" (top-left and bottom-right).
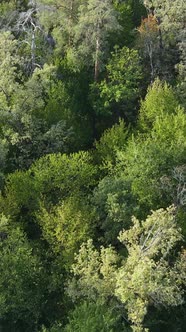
[
  {"x1": 0, "y1": 214, "x2": 45, "y2": 331},
  {"x1": 92, "y1": 46, "x2": 142, "y2": 122}
]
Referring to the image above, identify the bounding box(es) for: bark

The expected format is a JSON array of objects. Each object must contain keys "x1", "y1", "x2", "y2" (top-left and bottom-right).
[{"x1": 94, "y1": 37, "x2": 100, "y2": 82}]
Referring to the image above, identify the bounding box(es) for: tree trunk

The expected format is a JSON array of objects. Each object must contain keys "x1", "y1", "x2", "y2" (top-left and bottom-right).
[
  {"x1": 31, "y1": 27, "x2": 36, "y2": 72},
  {"x1": 94, "y1": 37, "x2": 100, "y2": 82}
]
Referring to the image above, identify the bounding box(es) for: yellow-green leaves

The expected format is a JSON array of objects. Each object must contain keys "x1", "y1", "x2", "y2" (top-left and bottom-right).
[
  {"x1": 37, "y1": 195, "x2": 95, "y2": 264},
  {"x1": 116, "y1": 206, "x2": 184, "y2": 330},
  {"x1": 138, "y1": 79, "x2": 180, "y2": 132},
  {"x1": 119, "y1": 206, "x2": 181, "y2": 258},
  {"x1": 119, "y1": 103, "x2": 186, "y2": 207},
  {"x1": 68, "y1": 239, "x2": 118, "y2": 301},
  {"x1": 69, "y1": 207, "x2": 186, "y2": 331},
  {"x1": 95, "y1": 119, "x2": 128, "y2": 172}
]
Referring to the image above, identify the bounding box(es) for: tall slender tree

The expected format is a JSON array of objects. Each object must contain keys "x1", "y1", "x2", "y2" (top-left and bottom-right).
[
  {"x1": 75, "y1": 0, "x2": 121, "y2": 81},
  {"x1": 142, "y1": 0, "x2": 186, "y2": 84}
]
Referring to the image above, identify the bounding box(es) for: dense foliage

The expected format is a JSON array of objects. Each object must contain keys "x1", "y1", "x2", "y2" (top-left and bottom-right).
[{"x1": 0, "y1": 1, "x2": 185, "y2": 331}]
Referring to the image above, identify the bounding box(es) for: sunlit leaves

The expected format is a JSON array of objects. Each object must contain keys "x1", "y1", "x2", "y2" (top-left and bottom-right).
[{"x1": 68, "y1": 207, "x2": 186, "y2": 331}]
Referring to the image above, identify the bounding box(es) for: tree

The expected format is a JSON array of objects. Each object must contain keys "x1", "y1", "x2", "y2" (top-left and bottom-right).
[
  {"x1": 120, "y1": 101, "x2": 186, "y2": 209},
  {"x1": 94, "y1": 119, "x2": 128, "y2": 172},
  {"x1": 15, "y1": 0, "x2": 42, "y2": 73},
  {"x1": 0, "y1": 1, "x2": 47, "y2": 76},
  {"x1": 115, "y1": 206, "x2": 185, "y2": 332},
  {"x1": 63, "y1": 300, "x2": 124, "y2": 332},
  {"x1": 37, "y1": 195, "x2": 95, "y2": 265},
  {"x1": 0, "y1": 214, "x2": 45, "y2": 331},
  {"x1": 1, "y1": 113, "x2": 73, "y2": 172},
  {"x1": 138, "y1": 78, "x2": 180, "y2": 132},
  {"x1": 142, "y1": 0, "x2": 186, "y2": 84},
  {"x1": 137, "y1": 14, "x2": 161, "y2": 82},
  {"x1": 92, "y1": 175, "x2": 137, "y2": 245},
  {"x1": 0, "y1": 63, "x2": 75, "y2": 172},
  {"x1": 74, "y1": 0, "x2": 121, "y2": 81},
  {"x1": 67, "y1": 239, "x2": 118, "y2": 301},
  {"x1": 68, "y1": 207, "x2": 186, "y2": 332},
  {"x1": 143, "y1": 0, "x2": 185, "y2": 42},
  {"x1": 38, "y1": 0, "x2": 80, "y2": 54},
  {"x1": 0, "y1": 32, "x2": 22, "y2": 112},
  {"x1": 0, "y1": 150, "x2": 98, "y2": 225},
  {"x1": 0, "y1": 0, "x2": 23, "y2": 30},
  {"x1": 0, "y1": 140, "x2": 8, "y2": 189},
  {"x1": 93, "y1": 46, "x2": 142, "y2": 122},
  {"x1": 112, "y1": 0, "x2": 146, "y2": 48},
  {"x1": 40, "y1": 300, "x2": 127, "y2": 332}
]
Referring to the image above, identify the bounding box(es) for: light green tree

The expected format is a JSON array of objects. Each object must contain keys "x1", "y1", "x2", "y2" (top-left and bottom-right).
[
  {"x1": 115, "y1": 206, "x2": 185, "y2": 332},
  {"x1": 94, "y1": 119, "x2": 128, "y2": 172},
  {"x1": 121, "y1": 105, "x2": 186, "y2": 208},
  {"x1": 138, "y1": 78, "x2": 180, "y2": 132},
  {"x1": 37, "y1": 195, "x2": 95, "y2": 265},
  {"x1": 0, "y1": 150, "x2": 97, "y2": 222},
  {"x1": 68, "y1": 239, "x2": 118, "y2": 301},
  {"x1": 68, "y1": 206, "x2": 186, "y2": 332}
]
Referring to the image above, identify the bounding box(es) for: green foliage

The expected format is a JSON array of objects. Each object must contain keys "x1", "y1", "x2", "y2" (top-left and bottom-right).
[
  {"x1": 120, "y1": 106, "x2": 186, "y2": 208},
  {"x1": 138, "y1": 78, "x2": 180, "y2": 131},
  {"x1": 0, "y1": 1, "x2": 29, "y2": 29},
  {"x1": 95, "y1": 119, "x2": 128, "y2": 171},
  {"x1": 73, "y1": 0, "x2": 121, "y2": 77},
  {"x1": 0, "y1": 1, "x2": 185, "y2": 330},
  {"x1": 116, "y1": 206, "x2": 185, "y2": 331},
  {"x1": 142, "y1": 0, "x2": 186, "y2": 83},
  {"x1": 46, "y1": 61, "x2": 94, "y2": 149},
  {"x1": 37, "y1": 195, "x2": 95, "y2": 263},
  {"x1": 0, "y1": 32, "x2": 22, "y2": 111},
  {"x1": 0, "y1": 139, "x2": 7, "y2": 188},
  {"x1": 112, "y1": 0, "x2": 146, "y2": 47},
  {"x1": 68, "y1": 239, "x2": 118, "y2": 301},
  {"x1": 2, "y1": 113, "x2": 73, "y2": 172},
  {"x1": 143, "y1": 0, "x2": 185, "y2": 43},
  {"x1": 68, "y1": 207, "x2": 186, "y2": 332},
  {"x1": 92, "y1": 176, "x2": 137, "y2": 245},
  {"x1": 0, "y1": 151, "x2": 97, "y2": 220},
  {"x1": 0, "y1": 214, "x2": 45, "y2": 331},
  {"x1": 63, "y1": 300, "x2": 124, "y2": 332},
  {"x1": 95, "y1": 46, "x2": 142, "y2": 120},
  {"x1": 112, "y1": 0, "x2": 134, "y2": 47},
  {"x1": 16, "y1": 60, "x2": 93, "y2": 152},
  {"x1": 31, "y1": 151, "x2": 97, "y2": 200},
  {"x1": 0, "y1": 63, "x2": 75, "y2": 172},
  {"x1": 18, "y1": 64, "x2": 58, "y2": 116},
  {"x1": 38, "y1": 0, "x2": 80, "y2": 57}
]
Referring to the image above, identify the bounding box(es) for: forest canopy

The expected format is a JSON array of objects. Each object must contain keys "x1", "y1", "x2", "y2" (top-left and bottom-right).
[{"x1": 0, "y1": 1, "x2": 185, "y2": 331}]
